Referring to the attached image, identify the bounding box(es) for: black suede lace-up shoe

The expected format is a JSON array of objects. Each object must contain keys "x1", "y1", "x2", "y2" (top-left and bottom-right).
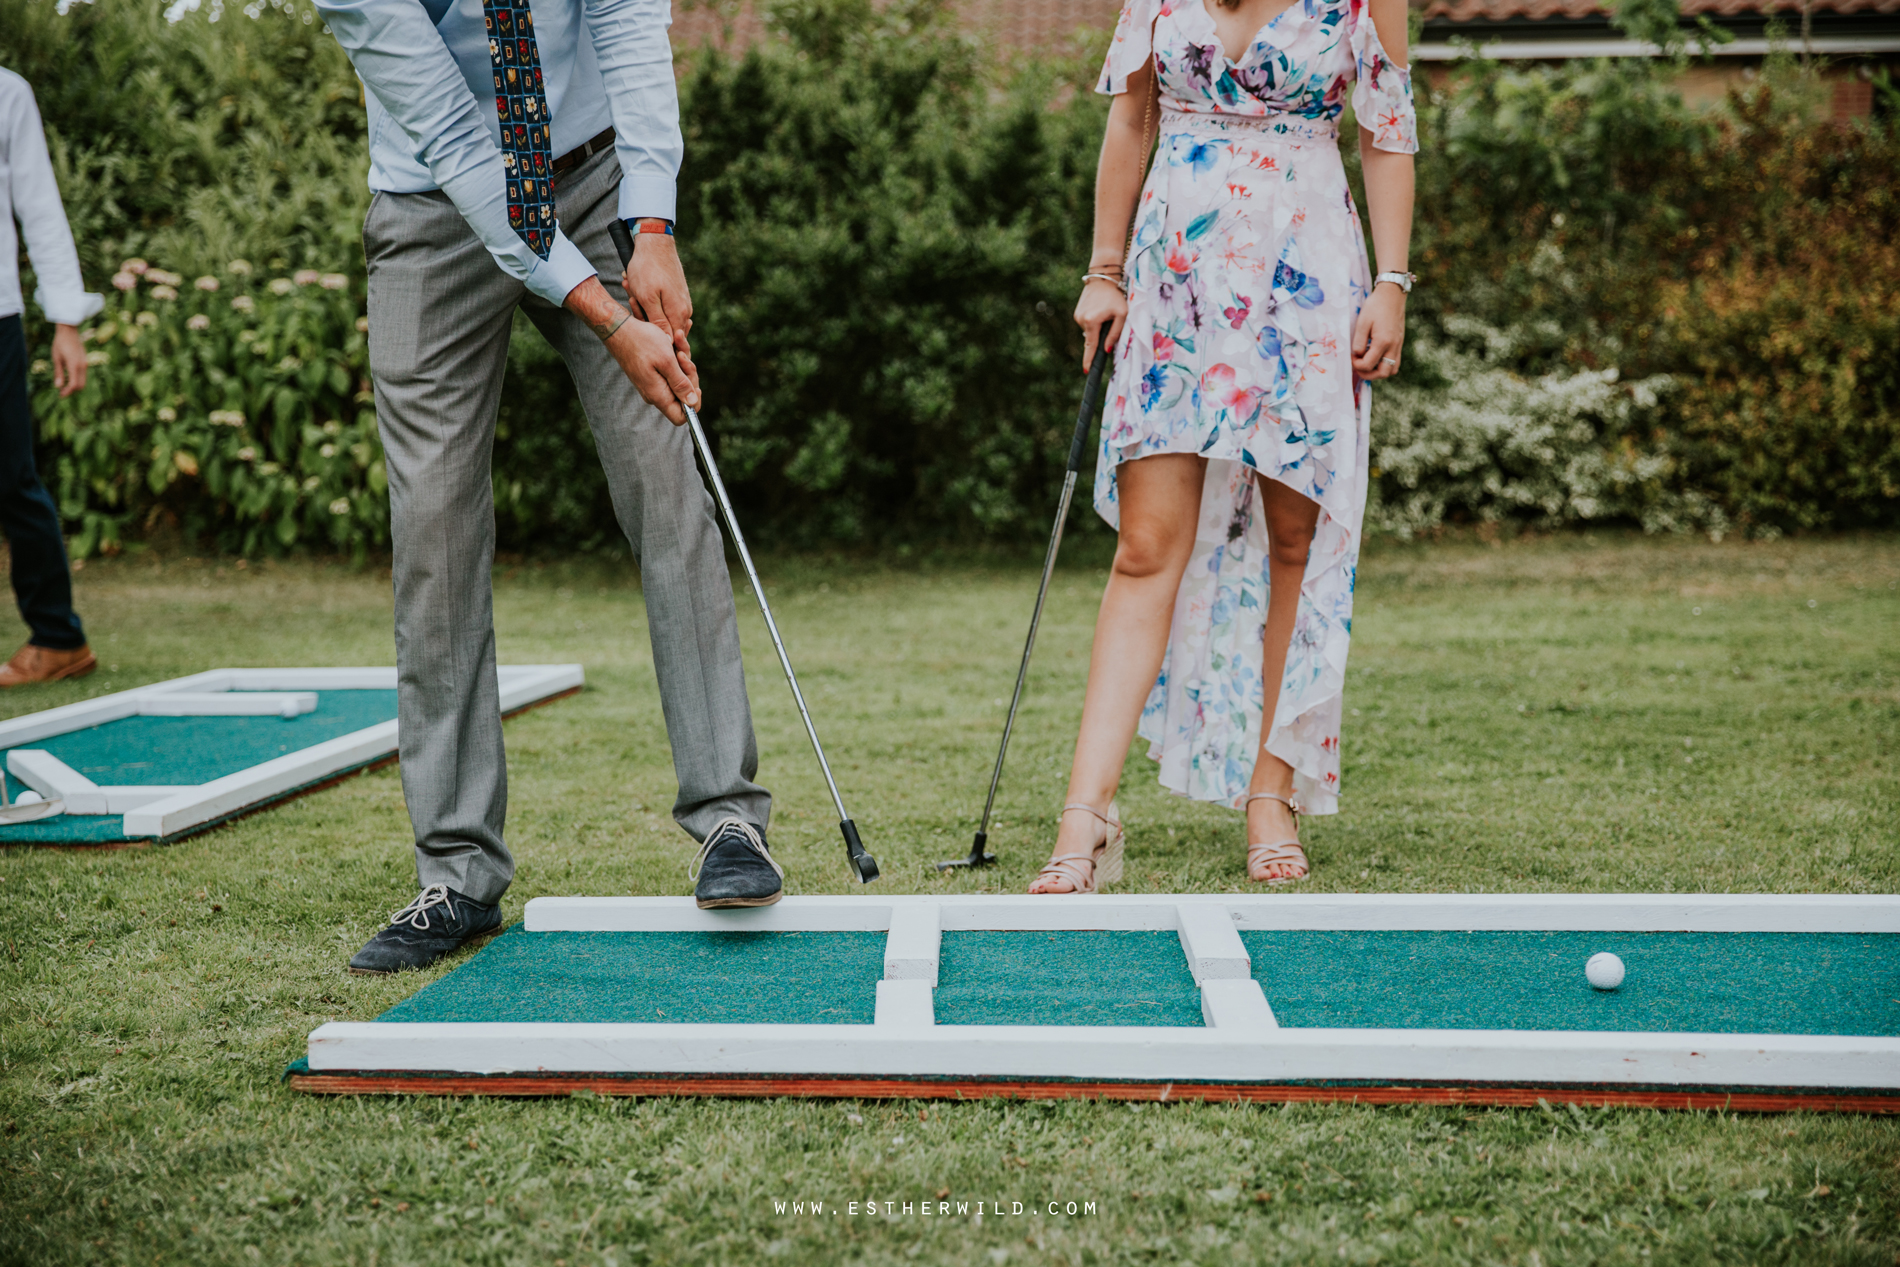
[
  {"x1": 691, "y1": 818, "x2": 784, "y2": 909},
  {"x1": 347, "y1": 885, "x2": 502, "y2": 975}
]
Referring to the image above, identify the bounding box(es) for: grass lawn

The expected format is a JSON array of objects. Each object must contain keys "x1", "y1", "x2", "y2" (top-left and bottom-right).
[{"x1": 1, "y1": 532, "x2": 1897, "y2": 1266}]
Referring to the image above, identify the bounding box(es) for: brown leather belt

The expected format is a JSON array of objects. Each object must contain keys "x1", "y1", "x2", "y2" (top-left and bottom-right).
[{"x1": 551, "y1": 127, "x2": 615, "y2": 176}]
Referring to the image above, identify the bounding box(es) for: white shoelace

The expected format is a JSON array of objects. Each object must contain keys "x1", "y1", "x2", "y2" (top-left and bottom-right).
[
  {"x1": 387, "y1": 884, "x2": 454, "y2": 931},
  {"x1": 688, "y1": 818, "x2": 783, "y2": 882}
]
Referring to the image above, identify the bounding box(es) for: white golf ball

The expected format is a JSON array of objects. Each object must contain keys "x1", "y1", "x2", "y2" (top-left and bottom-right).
[
  {"x1": 13, "y1": 790, "x2": 42, "y2": 805},
  {"x1": 1586, "y1": 952, "x2": 1625, "y2": 991}
]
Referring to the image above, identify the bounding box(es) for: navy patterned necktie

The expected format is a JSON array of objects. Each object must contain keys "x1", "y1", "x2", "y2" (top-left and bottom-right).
[{"x1": 485, "y1": 0, "x2": 556, "y2": 259}]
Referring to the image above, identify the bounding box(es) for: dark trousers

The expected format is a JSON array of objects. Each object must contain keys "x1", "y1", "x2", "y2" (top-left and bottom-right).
[{"x1": 0, "y1": 315, "x2": 85, "y2": 650}]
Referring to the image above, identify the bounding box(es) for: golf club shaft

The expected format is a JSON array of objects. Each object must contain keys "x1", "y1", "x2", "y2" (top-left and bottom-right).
[
  {"x1": 679, "y1": 400, "x2": 852, "y2": 826},
  {"x1": 971, "y1": 337, "x2": 1115, "y2": 848},
  {"x1": 607, "y1": 220, "x2": 874, "y2": 882}
]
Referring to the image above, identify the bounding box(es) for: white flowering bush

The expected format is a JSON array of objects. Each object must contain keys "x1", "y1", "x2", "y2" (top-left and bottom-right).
[
  {"x1": 1368, "y1": 318, "x2": 1729, "y2": 540},
  {"x1": 30, "y1": 260, "x2": 386, "y2": 559}
]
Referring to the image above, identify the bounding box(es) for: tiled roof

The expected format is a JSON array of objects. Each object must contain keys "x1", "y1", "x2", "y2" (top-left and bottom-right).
[
  {"x1": 959, "y1": 0, "x2": 1126, "y2": 45},
  {"x1": 670, "y1": 3, "x2": 769, "y2": 54},
  {"x1": 1421, "y1": 0, "x2": 1900, "y2": 20},
  {"x1": 668, "y1": 0, "x2": 1900, "y2": 51},
  {"x1": 670, "y1": 0, "x2": 1125, "y2": 53}
]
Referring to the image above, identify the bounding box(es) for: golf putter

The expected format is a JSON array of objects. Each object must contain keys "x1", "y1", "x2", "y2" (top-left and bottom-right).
[
  {"x1": 608, "y1": 221, "x2": 878, "y2": 884},
  {"x1": 939, "y1": 328, "x2": 1114, "y2": 870}
]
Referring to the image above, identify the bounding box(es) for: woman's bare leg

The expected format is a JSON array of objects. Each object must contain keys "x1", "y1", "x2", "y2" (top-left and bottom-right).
[
  {"x1": 1031, "y1": 453, "x2": 1206, "y2": 892},
  {"x1": 1246, "y1": 475, "x2": 1322, "y2": 880}
]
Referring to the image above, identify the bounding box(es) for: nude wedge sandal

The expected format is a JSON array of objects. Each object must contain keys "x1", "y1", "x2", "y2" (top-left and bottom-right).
[
  {"x1": 1028, "y1": 802, "x2": 1125, "y2": 894},
  {"x1": 1245, "y1": 791, "x2": 1308, "y2": 886}
]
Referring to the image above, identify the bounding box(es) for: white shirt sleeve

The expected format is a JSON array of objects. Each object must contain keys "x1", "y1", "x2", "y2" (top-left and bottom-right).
[
  {"x1": 5, "y1": 80, "x2": 103, "y2": 327},
  {"x1": 312, "y1": 0, "x2": 597, "y2": 305},
  {"x1": 583, "y1": 0, "x2": 682, "y2": 222}
]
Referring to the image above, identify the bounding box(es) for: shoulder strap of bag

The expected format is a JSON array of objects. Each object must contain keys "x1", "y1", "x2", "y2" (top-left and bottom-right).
[{"x1": 1122, "y1": 19, "x2": 1162, "y2": 269}]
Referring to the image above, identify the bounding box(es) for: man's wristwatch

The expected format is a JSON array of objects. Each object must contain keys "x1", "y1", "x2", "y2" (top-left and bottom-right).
[
  {"x1": 1373, "y1": 271, "x2": 1417, "y2": 295},
  {"x1": 623, "y1": 217, "x2": 674, "y2": 247}
]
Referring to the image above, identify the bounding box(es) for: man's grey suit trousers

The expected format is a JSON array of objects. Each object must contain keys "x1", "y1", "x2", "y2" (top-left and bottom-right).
[{"x1": 363, "y1": 146, "x2": 769, "y2": 904}]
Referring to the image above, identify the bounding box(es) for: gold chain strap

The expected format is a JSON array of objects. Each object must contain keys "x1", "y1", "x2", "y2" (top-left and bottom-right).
[{"x1": 1121, "y1": 26, "x2": 1161, "y2": 271}]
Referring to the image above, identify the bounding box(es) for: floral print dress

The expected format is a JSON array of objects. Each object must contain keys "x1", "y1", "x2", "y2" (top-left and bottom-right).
[{"x1": 1095, "y1": 0, "x2": 1416, "y2": 816}]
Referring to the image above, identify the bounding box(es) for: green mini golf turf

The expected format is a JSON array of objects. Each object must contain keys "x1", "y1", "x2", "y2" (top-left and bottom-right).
[
  {"x1": 378, "y1": 928, "x2": 885, "y2": 1025},
  {"x1": 1243, "y1": 931, "x2": 1900, "y2": 1035},
  {"x1": 2, "y1": 689, "x2": 398, "y2": 791},
  {"x1": 0, "y1": 813, "x2": 140, "y2": 843},
  {"x1": 0, "y1": 690, "x2": 399, "y2": 844},
  {"x1": 933, "y1": 931, "x2": 1205, "y2": 1027}
]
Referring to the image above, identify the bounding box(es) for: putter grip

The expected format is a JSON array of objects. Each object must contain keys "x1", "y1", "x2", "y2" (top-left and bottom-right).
[
  {"x1": 607, "y1": 218, "x2": 635, "y2": 269},
  {"x1": 1067, "y1": 330, "x2": 1113, "y2": 473}
]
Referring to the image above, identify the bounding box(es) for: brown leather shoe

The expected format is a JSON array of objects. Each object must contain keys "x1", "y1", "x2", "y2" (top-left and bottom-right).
[{"x1": 0, "y1": 643, "x2": 97, "y2": 687}]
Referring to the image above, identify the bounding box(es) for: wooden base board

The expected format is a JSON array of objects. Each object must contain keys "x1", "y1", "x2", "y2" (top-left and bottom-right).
[{"x1": 285, "y1": 1070, "x2": 1900, "y2": 1114}]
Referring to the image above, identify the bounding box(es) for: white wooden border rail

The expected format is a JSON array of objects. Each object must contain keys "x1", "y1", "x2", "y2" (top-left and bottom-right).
[
  {"x1": 0, "y1": 665, "x2": 583, "y2": 839},
  {"x1": 304, "y1": 894, "x2": 1900, "y2": 1090}
]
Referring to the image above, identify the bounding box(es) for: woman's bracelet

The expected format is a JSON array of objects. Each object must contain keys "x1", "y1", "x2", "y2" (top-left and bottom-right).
[{"x1": 1082, "y1": 271, "x2": 1128, "y2": 294}]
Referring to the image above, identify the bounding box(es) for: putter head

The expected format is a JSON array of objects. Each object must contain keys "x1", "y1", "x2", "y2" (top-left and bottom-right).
[
  {"x1": 935, "y1": 831, "x2": 998, "y2": 870},
  {"x1": 840, "y1": 819, "x2": 879, "y2": 885}
]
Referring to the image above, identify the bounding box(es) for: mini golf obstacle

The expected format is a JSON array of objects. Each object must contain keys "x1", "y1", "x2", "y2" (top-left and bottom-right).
[
  {"x1": 293, "y1": 892, "x2": 1900, "y2": 1113},
  {"x1": 0, "y1": 665, "x2": 582, "y2": 845}
]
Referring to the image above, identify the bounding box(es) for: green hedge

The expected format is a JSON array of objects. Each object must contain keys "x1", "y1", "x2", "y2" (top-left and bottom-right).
[
  {"x1": 677, "y1": 0, "x2": 1100, "y2": 544},
  {"x1": 11, "y1": 0, "x2": 1898, "y2": 556}
]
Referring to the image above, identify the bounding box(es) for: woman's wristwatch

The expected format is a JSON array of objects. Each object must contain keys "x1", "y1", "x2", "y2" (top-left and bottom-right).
[{"x1": 1373, "y1": 271, "x2": 1417, "y2": 294}]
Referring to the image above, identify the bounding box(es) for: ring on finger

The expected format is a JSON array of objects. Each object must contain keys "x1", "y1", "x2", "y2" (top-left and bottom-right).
[{"x1": 1380, "y1": 357, "x2": 1398, "y2": 366}]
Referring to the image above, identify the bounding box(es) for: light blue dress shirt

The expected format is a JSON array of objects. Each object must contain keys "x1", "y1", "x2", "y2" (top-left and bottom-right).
[{"x1": 315, "y1": 0, "x2": 679, "y2": 305}]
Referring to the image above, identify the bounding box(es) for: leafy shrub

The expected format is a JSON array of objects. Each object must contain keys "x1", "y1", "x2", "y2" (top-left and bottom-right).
[
  {"x1": 1409, "y1": 53, "x2": 1710, "y2": 372},
  {"x1": 1656, "y1": 258, "x2": 1900, "y2": 533},
  {"x1": 1630, "y1": 90, "x2": 1900, "y2": 533},
  {"x1": 33, "y1": 263, "x2": 384, "y2": 559}
]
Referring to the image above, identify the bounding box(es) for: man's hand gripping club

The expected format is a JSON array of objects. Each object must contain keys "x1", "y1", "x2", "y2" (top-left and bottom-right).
[{"x1": 563, "y1": 275, "x2": 699, "y2": 425}]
